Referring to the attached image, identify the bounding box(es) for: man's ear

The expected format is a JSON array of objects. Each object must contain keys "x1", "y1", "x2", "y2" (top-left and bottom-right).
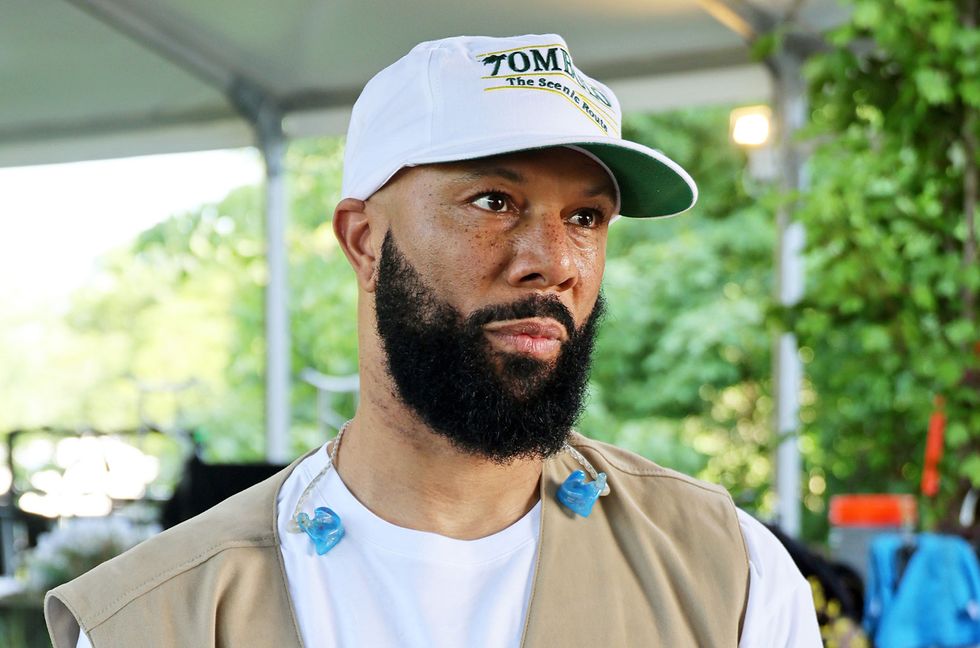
[{"x1": 333, "y1": 197, "x2": 380, "y2": 292}]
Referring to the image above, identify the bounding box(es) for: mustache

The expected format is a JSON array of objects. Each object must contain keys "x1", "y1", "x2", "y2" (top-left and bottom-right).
[{"x1": 465, "y1": 295, "x2": 577, "y2": 335}]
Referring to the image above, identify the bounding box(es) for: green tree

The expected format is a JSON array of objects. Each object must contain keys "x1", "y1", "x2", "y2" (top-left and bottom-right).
[
  {"x1": 798, "y1": 0, "x2": 979, "y2": 535},
  {"x1": 589, "y1": 109, "x2": 776, "y2": 508},
  {"x1": 65, "y1": 139, "x2": 360, "y2": 461}
]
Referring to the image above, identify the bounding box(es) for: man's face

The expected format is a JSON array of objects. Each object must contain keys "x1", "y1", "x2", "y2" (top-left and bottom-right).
[{"x1": 368, "y1": 147, "x2": 616, "y2": 462}]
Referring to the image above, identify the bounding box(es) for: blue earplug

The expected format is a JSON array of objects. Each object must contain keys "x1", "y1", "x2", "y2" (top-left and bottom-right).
[
  {"x1": 296, "y1": 506, "x2": 345, "y2": 554},
  {"x1": 557, "y1": 469, "x2": 607, "y2": 517}
]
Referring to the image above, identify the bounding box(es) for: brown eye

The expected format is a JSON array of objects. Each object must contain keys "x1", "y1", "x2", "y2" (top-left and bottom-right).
[
  {"x1": 568, "y1": 209, "x2": 601, "y2": 228},
  {"x1": 472, "y1": 193, "x2": 511, "y2": 212}
]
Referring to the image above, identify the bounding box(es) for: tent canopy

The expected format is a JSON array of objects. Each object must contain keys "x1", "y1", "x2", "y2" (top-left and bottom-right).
[{"x1": 2, "y1": 0, "x2": 844, "y2": 167}]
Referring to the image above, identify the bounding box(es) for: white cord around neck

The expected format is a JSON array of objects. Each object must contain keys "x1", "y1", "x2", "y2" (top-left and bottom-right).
[
  {"x1": 286, "y1": 423, "x2": 608, "y2": 534},
  {"x1": 287, "y1": 420, "x2": 350, "y2": 533},
  {"x1": 562, "y1": 440, "x2": 611, "y2": 496}
]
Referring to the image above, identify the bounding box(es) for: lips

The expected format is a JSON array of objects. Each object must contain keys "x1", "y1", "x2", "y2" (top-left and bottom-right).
[
  {"x1": 483, "y1": 318, "x2": 567, "y2": 357},
  {"x1": 483, "y1": 318, "x2": 567, "y2": 341}
]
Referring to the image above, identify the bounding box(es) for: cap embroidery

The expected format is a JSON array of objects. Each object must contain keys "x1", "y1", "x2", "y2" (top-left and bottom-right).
[{"x1": 477, "y1": 44, "x2": 619, "y2": 136}]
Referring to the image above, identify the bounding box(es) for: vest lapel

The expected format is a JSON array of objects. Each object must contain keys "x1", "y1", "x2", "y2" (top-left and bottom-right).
[
  {"x1": 521, "y1": 451, "x2": 632, "y2": 647},
  {"x1": 520, "y1": 450, "x2": 741, "y2": 648},
  {"x1": 270, "y1": 448, "x2": 320, "y2": 648}
]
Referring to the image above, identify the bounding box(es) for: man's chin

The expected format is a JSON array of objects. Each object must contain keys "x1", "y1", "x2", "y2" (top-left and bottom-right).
[{"x1": 490, "y1": 355, "x2": 557, "y2": 399}]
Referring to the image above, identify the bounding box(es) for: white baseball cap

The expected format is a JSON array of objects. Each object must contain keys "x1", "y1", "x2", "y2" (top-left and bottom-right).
[{"x1": 342, "y1": 34, "x2": 697, "y2": 218}]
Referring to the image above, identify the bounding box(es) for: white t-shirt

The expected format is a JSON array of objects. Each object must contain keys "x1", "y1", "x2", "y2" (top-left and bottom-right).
[
  {"x1": 277, "y1": 450, "x2": 539, "y2": 647},
  {"x1": 76, "y1": 444, "x2": 821, "y2": 647}
]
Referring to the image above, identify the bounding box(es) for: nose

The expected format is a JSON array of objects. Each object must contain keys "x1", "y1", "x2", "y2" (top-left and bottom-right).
[{"x1": 505, "y1": 212, "x2": 578, "y2": 292}]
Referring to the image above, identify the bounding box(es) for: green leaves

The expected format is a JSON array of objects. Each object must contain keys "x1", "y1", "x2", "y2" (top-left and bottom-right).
[
  {"x1": 963, "y1": 455, "x2": 980, "y2": 487},
  {"x1": 914, "y1": 68, "x2": 954, "y2": 105},
  {"x1": 800, "y1": 0, "x2": 980, "y2": 533},
  {"x1": 590, "y1": 108, "x2": 774, "y2": 510},
  {"x1": 852, "y1": 1, "x2": 884, "y2": 29}
]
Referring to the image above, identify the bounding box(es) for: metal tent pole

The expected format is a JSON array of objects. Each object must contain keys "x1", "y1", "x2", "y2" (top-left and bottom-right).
[
  {"x1": 261, "y1": 128, "x2": 290, "y2": 464},
  {"x1": 698, "y1": 0, "x2": 823, "y2": 537},
  {"x1": 66, "y1": 0, "x2": 294, "y2": 462},
  {"x1": 770, "y1": 52, "x2": 808, "y2": 538},
  {"x1": 234, "y1": 81, "x2": 291, "y2": 465}
]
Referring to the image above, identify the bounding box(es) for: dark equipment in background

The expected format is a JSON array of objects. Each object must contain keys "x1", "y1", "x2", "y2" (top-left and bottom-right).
[{"x1": 161, "y1": 454, "x2": 286, "y2": 528}]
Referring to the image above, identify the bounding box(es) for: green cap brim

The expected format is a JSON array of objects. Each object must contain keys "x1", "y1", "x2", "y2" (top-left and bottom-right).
[{"x1": 576, "y1": 142, "x2": 697, "y2": 219}]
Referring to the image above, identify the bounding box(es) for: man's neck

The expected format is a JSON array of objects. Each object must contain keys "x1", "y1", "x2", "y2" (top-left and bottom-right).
[{"x1": 333, "y1": 399, "x2": 543, "y2": 541}]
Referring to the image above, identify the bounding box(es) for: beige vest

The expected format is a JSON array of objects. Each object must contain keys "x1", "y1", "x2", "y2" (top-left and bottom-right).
[{"x1": 45, "y1": 434, "x2": 749, "y2": 647}]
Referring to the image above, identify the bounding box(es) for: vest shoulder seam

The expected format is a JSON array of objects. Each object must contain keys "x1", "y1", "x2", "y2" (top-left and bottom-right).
[
  {"x1": 86, "y1": 535, "x2": 277, "y2": 628},
  {"x1": 571, "y1": 436, "x2": 731, "y2": 497},
  {"x1": 625, "y1": 468, "x2": 733, "y2": 496}
]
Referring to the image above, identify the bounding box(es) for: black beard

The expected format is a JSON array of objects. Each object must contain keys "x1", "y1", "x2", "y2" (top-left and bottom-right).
[{"x1": 373, "y1": 231, "x2": 605, "y2": 463}]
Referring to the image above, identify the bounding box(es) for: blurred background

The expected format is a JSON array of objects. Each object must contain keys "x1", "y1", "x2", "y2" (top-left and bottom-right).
[{"x1": 1, "y1": 0, "x2": 978, "y2": 646}]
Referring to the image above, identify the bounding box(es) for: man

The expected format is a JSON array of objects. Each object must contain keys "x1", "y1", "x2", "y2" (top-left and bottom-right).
[{"x1": 46, "y1": 34, "x2": 820, "y2": 647}]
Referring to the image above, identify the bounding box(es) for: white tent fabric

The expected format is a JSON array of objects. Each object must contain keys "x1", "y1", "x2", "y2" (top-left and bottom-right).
[{"x1": 1, "y1": 0, "x2": 845, "y2": 166}]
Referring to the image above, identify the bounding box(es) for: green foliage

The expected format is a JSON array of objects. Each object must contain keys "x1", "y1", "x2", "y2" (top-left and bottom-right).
[
  {"x1": 586, "y1": 109, "x2": 776, "y2": 507},
  {"x1": 799, "y1": 0, "x2": 979, "y2": 535},
  {"x1": 38, "y1": 139, "x2": 359, "y2": 461},
  {"x1": 64, "y1": 184, "x2": 271, "y2": 457}
]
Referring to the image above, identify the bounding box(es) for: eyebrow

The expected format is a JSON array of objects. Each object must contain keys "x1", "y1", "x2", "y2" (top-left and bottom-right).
[
  {"x1": 452, "y1": 164, "x2": 618, "y2": 204},
  {"x1": 584, "y1": 182, "x2": 617, "y2": 202},
  {"x1": 455, "y1": 166, "x2": 526, "y2": 184}
]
